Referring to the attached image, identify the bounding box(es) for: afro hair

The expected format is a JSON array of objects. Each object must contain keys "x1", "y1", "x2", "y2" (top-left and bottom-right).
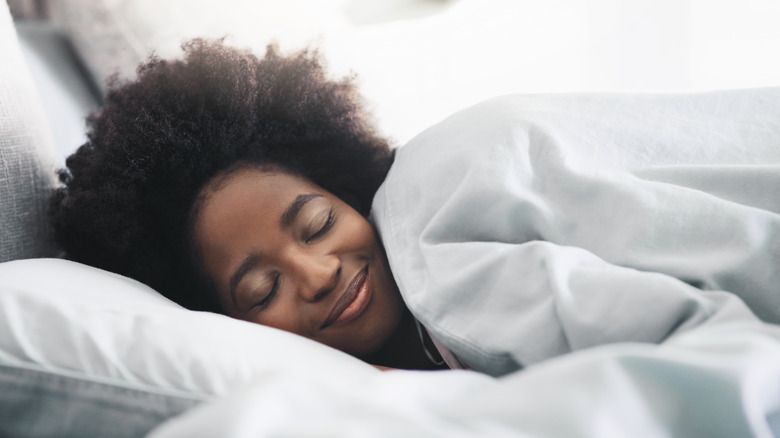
[{"x1": 49, "y1": 39, "x2": 394, "y2": 311}]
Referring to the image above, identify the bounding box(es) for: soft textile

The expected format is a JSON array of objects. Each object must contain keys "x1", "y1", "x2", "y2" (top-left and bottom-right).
[
  {"x1": 0, "y1": 363, "x2": 200, "y2": 438},
  {"x1": 372, "y1": 89, "x2": 780, "y2": 376},
  {"x1": 149, "y1": 322, "x2": 780, "y2": 438},
  {"x1": 0, "y1": 259, "x2": 378, "y2": 436},
  {"x1": 0, "y1": 0, "x2": 59, "y2": 262},
  {"x1": 46, "y1": 0, "x2": 347, "y2": 91}
]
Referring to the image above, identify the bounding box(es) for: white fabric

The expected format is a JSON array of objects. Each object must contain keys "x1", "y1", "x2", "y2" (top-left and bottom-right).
[
  {"x1": 0, "y1": 259, "x2": 378, "y2": 398},
  {"x1": 372, "y1": 89, "x2": 780, "y2": 376},
  {"x1": 149, "y1": 321, "x2": 780, "y2": 438}
]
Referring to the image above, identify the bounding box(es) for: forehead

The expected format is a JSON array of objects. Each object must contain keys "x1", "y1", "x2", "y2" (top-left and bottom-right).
[{"x1": 203, "y1": 167, "x2": 314, "y2": 208}]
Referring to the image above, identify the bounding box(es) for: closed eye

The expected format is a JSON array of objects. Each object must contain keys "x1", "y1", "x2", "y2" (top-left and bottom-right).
[
  {"x1": 254, "y1": 274, "x2": 280, "y2": 310},
  {"x1": 305, "y1": 209, "x2": 335, "y2": 243}
]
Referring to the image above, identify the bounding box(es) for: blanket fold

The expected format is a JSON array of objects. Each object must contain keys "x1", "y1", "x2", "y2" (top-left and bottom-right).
[{"x1": 372, "y1": 89, "x2": 780, "y2": 375}]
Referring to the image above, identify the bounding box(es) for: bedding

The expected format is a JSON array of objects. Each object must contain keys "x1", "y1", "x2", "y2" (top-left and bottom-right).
[
  {"x1": 372, "y1": 89, "x2": 780, "y2": 375},
  {"x1": 149, "y1": 321, "x2": 780, "y2": 437},
  {"x1": 0, "y1": 259, "x2": 379, "y2": 436},
  {"x1": 5, "y1": 1, "x2": 780, "y2": 436}
]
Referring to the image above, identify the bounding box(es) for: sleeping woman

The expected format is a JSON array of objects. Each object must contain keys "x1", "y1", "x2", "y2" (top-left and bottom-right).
[{"x1": 49, "y1": 39, "x2": 780, "y2": 375}]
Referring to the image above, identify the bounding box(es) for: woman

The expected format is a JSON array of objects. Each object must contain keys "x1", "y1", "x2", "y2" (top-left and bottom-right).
[
  {"x1": 50, "y1": 40, "x2": 778, "y2": 375},
  {"x1": 49, "y1": 39, "x2": 446, "y2": 371}
]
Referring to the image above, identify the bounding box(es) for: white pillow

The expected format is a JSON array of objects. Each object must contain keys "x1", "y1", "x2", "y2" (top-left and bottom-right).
[{"x1": 0, "y1": 258, "x2": 376, "y2": 399}]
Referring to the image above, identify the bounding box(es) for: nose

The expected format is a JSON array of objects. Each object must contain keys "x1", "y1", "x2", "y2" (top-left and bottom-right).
[{"x1": 288, "y1": 251, "x2": 340, "y2": 302}]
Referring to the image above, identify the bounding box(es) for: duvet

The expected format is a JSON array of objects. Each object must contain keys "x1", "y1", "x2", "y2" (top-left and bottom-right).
[{"x1": 373, "y1": 89, "x2": 780, "y2": 375}]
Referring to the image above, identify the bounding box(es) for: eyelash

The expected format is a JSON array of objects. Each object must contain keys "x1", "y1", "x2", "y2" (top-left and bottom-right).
[
  {"x1": 254, "y1": 273, "x2": 280, "y2": 310},
  {"x1": 305, "y1": 209, "x2": 335, "y2": 243}
]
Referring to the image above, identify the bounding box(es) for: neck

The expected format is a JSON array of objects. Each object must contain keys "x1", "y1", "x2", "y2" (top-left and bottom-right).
[{"x1": 364, "y1": 307, "x2": 448, "y2": 370}]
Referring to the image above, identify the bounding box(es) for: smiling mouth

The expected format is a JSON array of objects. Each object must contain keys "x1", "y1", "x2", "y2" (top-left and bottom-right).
[{"x1": 321, "y1": 265, "x2": 371, "y2": 329}]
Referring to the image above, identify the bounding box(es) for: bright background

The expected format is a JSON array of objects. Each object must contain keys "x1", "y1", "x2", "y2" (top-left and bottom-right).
[
  {"x1": 15, "y1": 0, "x2": 780, "y2": 151},
  {"x1": 316, "y1": 0, "x2": 780, "y2": 143}
]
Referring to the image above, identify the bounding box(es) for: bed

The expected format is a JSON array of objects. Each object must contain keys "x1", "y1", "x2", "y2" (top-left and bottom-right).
[{"x1": 3, "y1": 1, "x2": 780, "y2": 436}]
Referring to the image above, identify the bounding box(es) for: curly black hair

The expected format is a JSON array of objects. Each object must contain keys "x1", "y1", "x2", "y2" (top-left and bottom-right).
[{"x1": 49, "y1": 39, "x2": 394, "y2": 311}]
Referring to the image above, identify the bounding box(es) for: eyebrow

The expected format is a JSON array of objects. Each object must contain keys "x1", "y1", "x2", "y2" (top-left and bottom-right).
[
  {"x1": 279, "y1": 193, "x2": 323, "y2": 230},
  {"x1": 229, "y1": 254, "x2": 261, "y2": 307}
]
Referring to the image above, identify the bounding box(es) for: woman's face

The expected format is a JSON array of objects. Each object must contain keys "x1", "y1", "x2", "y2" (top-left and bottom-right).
[{"x1": 192, "y1": 166, "x2": 405, "y2": 358}]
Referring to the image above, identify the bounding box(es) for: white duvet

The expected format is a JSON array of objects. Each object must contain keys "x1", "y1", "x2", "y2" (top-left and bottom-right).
[
  {"x1": 150, "y1": 89, "x2": 780, "y2": 437},
  {"x1": 374, "y1": 89, "x2": 780, "y2": 375},
  {"x1": 150, "y1": 322, "x2": 780, "y2": 437}
]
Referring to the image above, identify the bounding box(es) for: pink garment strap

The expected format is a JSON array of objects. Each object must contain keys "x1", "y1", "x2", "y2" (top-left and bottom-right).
[{"x1": 414, "y1": 319, "x2": 470, "y2": 370}]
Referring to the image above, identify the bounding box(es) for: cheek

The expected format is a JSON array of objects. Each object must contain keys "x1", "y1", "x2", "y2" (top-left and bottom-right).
[{"x1": 342, "y1": 215, "x2": 379, "y2": 251}]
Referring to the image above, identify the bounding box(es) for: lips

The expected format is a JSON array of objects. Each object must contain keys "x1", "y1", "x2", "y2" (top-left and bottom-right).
[{"x1": 321, "y1": 265, "x2": 371, "y2": 329}]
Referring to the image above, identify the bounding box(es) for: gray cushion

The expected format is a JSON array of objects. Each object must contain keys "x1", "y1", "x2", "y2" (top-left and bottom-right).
[
  {"x1": 0, "y1": 364, "x2": 202, "y2": 438},
  {"x1": 46, "y1": 0, "x2": 346, "y2": 92},
  {"x1": 0, "y1": 0, "x2": 59, "y2": 262},
  {"x1": 46, "y1": 0, "x2": 142, "y2": 91}
]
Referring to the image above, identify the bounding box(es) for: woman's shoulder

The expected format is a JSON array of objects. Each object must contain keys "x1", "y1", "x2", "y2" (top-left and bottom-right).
[
  {"x1": 370, "y1": 95, "x2": 545, "y2": 265},
  {"x1": 372, "y1": 95, "x2": 548, "y2": 218}
]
